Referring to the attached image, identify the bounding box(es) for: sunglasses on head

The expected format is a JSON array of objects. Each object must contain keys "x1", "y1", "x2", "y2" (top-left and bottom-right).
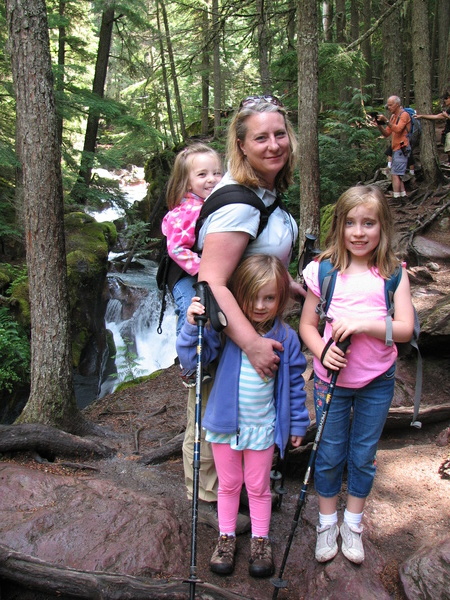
[{"x1": 239, "y1": 95, "x2": 284, "y2": 109}]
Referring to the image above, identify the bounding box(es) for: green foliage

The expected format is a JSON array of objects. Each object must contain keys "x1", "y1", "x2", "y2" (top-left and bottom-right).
[
  {"x1": 320, "y1": 203, "x2": 336, "y2": 248},
  {"x1": 0, "y1": 307, "x2": 30, "y2": 393}
]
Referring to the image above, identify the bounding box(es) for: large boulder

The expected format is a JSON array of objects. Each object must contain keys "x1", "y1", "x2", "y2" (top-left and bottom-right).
[
  {"x1": 0, "y1": 463, "x2": 186, "y2": 576},
  {"x1": 399, "y1": 536, "x2": 450, "y2": 599}
]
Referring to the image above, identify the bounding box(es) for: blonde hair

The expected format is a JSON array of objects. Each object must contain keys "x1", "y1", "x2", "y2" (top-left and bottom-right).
[
  {"x1": 228, "y1": 254, "x2": 291, "y2": 334},
  {"x1": 165, "y1": 143, "x2": 222, "y2": 210},
  {"x1": 226, "y1": 103, "x2": 297, "y2": 192},
  {"x1": 319, "y1": 185, "x2": 399, "y2": 278}
]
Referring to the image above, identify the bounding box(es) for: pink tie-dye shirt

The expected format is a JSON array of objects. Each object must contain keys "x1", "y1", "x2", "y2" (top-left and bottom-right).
[{"x1": 161, "y1": 192, "x2": 204, "y2": 276}]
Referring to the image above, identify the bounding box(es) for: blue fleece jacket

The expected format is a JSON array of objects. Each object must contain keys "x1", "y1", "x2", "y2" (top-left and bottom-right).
[{"x1": 176, "y1": 318, "x2": 310, "y2": 458}]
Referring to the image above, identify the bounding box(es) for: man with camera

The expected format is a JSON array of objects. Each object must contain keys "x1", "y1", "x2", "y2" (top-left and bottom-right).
[{"x1": 371, "y1": 96, "x2": 411, "y2": 200}]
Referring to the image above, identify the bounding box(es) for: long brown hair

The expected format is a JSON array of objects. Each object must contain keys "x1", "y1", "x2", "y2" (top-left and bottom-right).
[
  {"x1": 226, "y1": 103, "x2": 297, "y2": 192},
  {"x1": 228, "y1": 254, "x2": 291, "y2": 334},
  {"x1": 165, "y1": 143, "x2": 222, "y2": 210},
  {"x1": 319, "y1": 185, "x2": 400, "y2": 278}
]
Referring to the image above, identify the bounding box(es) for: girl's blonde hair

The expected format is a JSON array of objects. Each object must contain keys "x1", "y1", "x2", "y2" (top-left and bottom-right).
[
  {"x1": 226, "y1": 103, "x2": 298, "y2": 192},
  {"x1": 165, "y1": 143, "x2": 222, "y2": 210},
  {"x1": 229, "y1": 254, "x2": 291, "y2": 334},
  {"x1": 319, "y1": 185, "x2": 399, "y2": 278}
]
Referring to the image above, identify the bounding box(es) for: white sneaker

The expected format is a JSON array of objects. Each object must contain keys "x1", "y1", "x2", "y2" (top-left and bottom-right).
[
  {"x1": 340, "y1": 521, "x2": 365, "y2": 564},
  {"x1": 315, "y1": 523, "x2": 339, "y2": 562}
]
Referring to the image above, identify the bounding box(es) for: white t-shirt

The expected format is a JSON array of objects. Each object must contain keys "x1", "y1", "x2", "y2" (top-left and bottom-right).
[{"x1": 197, "y1": 172, "x2": 298, "y2": 267}]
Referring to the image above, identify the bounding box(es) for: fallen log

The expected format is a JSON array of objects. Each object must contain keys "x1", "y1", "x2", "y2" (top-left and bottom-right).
[
  {"x1": 0, "y1": 544, "x2": 253, "y2": 600},
  {"x1": 137, "y1": 432, "x2": 184, "y2": 465},
  {"x1": 0, "y1": 424, "x2": 115, "y2": 459}
]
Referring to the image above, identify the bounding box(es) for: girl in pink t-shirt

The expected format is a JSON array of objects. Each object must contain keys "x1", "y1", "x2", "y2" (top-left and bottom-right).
[
  {"x1": 299, "y1": 185, "x2": 414, "y2": 566},
  {"x1": 161, "y1": 143, "x2": 223, "y2": 385}
]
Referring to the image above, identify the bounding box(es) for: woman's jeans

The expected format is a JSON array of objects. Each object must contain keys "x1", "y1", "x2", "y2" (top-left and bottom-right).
[
  {"x1": 313, "y1": 363, "x2": 396, "y2": 499},
  {"x1": 172, "y1": 275, "x2": 197, "y2": 336}
]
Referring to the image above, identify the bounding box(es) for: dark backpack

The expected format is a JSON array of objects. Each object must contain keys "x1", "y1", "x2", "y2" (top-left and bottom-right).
[
  {"x1": 403, "y1": 107, "x2": 421, "y2": 148},
  {"x1": 156, "y1": 184, "x2": 284, "y2": 332},
  {"x1": 315, "y1": 259, "x2": 422, "y2": 428}
]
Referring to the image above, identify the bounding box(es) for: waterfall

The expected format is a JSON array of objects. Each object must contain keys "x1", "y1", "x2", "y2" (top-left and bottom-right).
[
  {"x1": 88, "y1": 167, "x2": 178, "y2": 400},
  {"x1": 99, "y1": 262, "x2": 178, "y2": 398}
]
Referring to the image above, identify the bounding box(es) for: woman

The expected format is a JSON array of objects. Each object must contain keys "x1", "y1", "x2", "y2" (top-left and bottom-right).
[{"x1": 183, "y1": 95, "x2": 305, "y2": 534}]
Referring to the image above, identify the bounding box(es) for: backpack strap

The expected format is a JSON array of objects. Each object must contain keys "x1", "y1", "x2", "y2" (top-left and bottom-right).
[
  {"x1": 385, "y1": 266, "x2": 422, "y2": 428},
  {"x1": 194, "y1": 184, "x2": 280, "y2": 241},
  {"x1": 316, "y1": 259, "x2": 337, "y2": 321}
]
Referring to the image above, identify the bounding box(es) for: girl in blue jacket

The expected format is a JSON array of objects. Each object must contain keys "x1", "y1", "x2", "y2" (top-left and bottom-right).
[{"x1": 176, "y1": 254, "x2": 309, "y2": 579}]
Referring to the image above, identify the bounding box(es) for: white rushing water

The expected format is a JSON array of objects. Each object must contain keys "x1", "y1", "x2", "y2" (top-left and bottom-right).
[{"x1": 90, "y1": 168, "x2": 178, "y2": 398}]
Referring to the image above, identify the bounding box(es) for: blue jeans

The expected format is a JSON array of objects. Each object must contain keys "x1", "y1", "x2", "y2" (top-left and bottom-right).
[
  {"x1": 313, "y1": 363, "x2": 396, "y2": 499},
  {"x1": 173, "y1": 274, "x2": 197, "y2": 336}
]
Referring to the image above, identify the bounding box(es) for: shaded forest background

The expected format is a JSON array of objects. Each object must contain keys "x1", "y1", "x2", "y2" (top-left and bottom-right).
[{"x1": 0, "y1": 0, "x2": 449, "y2": 430}]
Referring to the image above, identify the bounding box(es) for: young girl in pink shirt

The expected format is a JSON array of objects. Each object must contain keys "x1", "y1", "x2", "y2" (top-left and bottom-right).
[
  {"x1": 161, "y1": 143, "x2": 223, "y2": 385},
  {"x1": 299, "y1": 185, "x2": 414, "y2": 565}
]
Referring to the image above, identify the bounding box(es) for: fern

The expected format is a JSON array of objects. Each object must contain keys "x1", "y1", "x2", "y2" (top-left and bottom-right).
[{"x1": 0, "y1": 307, "x2": 30, "y2": 393}]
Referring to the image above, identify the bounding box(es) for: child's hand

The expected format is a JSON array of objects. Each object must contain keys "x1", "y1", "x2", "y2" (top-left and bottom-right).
[
  {"x1": 290, "y1": 435, "x2": 303, "y2": 448},
  {"x1": 321, "y1": 341, "x2": 349, "y2": 371},
  {"x1": 186, "y1": 296, "x2": 206, "y2": 325},
  {"x1": 331, "y1": 317, "x2": 364, "y2": 341}
]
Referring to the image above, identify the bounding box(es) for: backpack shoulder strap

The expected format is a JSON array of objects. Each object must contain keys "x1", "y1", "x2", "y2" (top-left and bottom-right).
[
  {"x1": 194, "y1": 184, "x2": 276, "y2": 240},
  {"x1": 315, "y1": 259, "x2": 337, "y2": 320},
  {"x1": 384, "y1": 266, "x2": 423, "y2": 428}
]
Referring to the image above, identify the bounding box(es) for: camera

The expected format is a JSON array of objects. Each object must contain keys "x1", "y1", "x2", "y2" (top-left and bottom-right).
[{"x1": 369, "y1": 111, "x2": 384, "y2": 125}]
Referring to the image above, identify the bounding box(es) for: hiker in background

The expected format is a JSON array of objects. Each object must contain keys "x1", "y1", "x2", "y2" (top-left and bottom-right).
[
  {"x1": 177, "y1": 254, "x2": 309, "y2": 577},
  {"x1": 161, "y1": 143, "x2": 223, "y2": 386},
  {"x1": 415, "y1": 90, "x2": 450, "y2": 166},
  {"x1": 372, "y1": 96, "x2": 411, "y2": 199},
  {"x1": 299, "y1": 185, "x2": 414, "y2": 565},
  {"x1": 181, "y1": 95, "x2": 305, "y2": 534}
]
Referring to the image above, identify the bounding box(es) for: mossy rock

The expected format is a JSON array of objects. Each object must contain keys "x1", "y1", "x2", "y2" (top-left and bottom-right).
[{"x1": 114, "y1": 370, "x2": 164, "y2": 393}]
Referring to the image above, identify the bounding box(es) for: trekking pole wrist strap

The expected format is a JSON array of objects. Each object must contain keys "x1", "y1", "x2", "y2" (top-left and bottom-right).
[{"x1": 320, "y1": 338, "x2": 334, "y2": 367}]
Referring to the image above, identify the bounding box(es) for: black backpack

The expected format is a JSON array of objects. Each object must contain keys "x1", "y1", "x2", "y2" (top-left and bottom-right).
[{"x1": 156, "y1": 184, "x2": 284, "y2": 332}]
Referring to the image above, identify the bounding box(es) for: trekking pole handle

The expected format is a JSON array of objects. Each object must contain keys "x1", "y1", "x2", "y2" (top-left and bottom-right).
[
  {"x1": 193, "y1": 281, "x2": 209, "y2": 324},
  {"x1": 335, "y1": 335, "x2": 351, "y2": 355}
]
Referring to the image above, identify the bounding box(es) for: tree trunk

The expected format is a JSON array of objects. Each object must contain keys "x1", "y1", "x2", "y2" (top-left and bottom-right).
[
  {"x1": 297, "y1": 0, "x2": 320, "y2": 249},
  {"x1": 322, "y1": 1, "x2": 332, "y2": 41},
  {"x1": 212, "y1": 0, "x2": 221, "y2": 138},
  {"x1": 256, "y1": 0, "x2": 271, "y2": 93},
  {"x1": 160, "y1": 0, "x2": 187, "y2": 141},
  {"x1": 156, "y1": 1, "x2": 177, "y2": 141},
  {"x1": 381, "y1": 0, "x2": 403, "y2": 101},
  {"x1": 6, "y1": 0, "x2": 84, "y2": 434},
  {"x1": 201, "y1": 1, "x2": 211, "y2": 136},
  {"x1": 361, "y1": 0, "x2": 373, "y2": 98},
  {"x1": 72, "y1": 7, "x2": 115, "y2": 203},
  {"x1": 56, "y1": 0, "x2": 66, "y2": 146},
  {"x1": 437, "y1": 0, "x2": 450, "y2": 95},
  {"x1": 411, "y1": 0, "x2": 441, "y2": 185},
  {"x1": 335, "y1": 0, "x2": 346, "y2": 43}
]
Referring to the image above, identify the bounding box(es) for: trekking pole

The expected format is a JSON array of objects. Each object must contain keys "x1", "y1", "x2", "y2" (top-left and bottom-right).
[
  {"x1": 271, "y1": 336, "x2": 352, "y2": 599},
  {"x1": 186, "y1": 280, "x2": 209, "y2": 600},
  {"x1": 186, "y1": 281, "x2": 227, "y2": 600}
]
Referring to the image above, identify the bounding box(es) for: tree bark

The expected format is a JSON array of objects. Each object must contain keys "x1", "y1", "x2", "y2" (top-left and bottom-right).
[
  {"x1": 297, "y1": 0, "x2": 320, "y2": 249},
  {"x1": 160, "y1": 0, "x2": 187, "y2": 141},
  {"x1": 0, "y1": 544, "x2": 249, "y2": 600},
  {"x1": 381, "y1": 0, "x2": 403, "y2": 100},
  {"x1": 156, "y1": 1, "x2": 177, "y2": 142},
  {"x1": 411, "y1": 0, "x2": 441, "y2": 185},
  {"x1": 6, "y1": 0, "x2": 85, "y2": 434},
  {"x1": 256, "y1": 0, "x2": 271, "y2": 93},
  {"x1": 212, "y1": 0, "x2": 221, "y2": 138},
  {"x1": 437, "y1": 0, "x2": 450, "y2": 95},
  {"x1": 72, "y1": 7, "x2": 115, "y2": 202},
  {"x1": 201, "y1": 1, "x2": 211, "y2": 136}
]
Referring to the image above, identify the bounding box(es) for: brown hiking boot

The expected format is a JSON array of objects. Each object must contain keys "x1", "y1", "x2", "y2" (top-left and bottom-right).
[
  {"x1": 209, "y1": 534, "x2": 237, "y2": 575},
  {"x1": 248, "y1": 536, "x2": 274, "y2": 578}
]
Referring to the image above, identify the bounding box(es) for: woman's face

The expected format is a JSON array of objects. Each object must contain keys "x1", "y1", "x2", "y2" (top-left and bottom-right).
[{"x1": 238, "y1": 111, "x2": 290, "y2": 190}]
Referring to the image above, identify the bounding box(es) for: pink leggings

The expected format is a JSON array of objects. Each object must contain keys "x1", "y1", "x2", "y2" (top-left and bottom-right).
[{"x1": 211, "y1": 443, "x2": 274, "y2": 537}]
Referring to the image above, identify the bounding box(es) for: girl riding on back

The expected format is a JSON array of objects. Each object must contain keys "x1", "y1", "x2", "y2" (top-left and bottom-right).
[
  {"x1": 299, "y1": 184, "x2": 414, "y2": 565},
  {"x1": 161, "y1": 143, "x2": 223, "y2": 385},
  {"x1": 177, "y1": 254, "x2": 310, "y2": 578}
]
